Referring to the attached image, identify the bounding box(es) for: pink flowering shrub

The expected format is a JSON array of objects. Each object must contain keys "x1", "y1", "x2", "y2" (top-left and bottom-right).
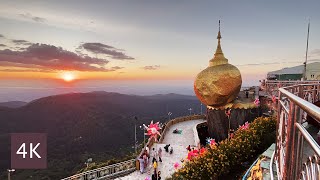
[{"x1": 169, "y1": 116, "x2": 276, "y2": 180}]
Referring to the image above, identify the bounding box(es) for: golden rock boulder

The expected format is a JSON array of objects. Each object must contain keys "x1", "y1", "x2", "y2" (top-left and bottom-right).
[{"x1": 194, "y1": 23, "x2": 242, "y2": 106}]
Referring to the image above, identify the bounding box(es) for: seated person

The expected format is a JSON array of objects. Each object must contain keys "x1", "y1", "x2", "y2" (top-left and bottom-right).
[{"x1": 173, "y1": 128, "x2": 179, "y2": 133}]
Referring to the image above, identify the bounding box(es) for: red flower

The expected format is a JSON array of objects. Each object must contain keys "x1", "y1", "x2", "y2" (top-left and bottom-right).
[
  {"x1": 272, "y1": 95, "x2": 276, "y2": 103},
  {"x1": 225, "y1": 108, "x2": 231, "y2": 118},
  {"x1": 199, "y1": 147, "x2": 207, "y2": 155}
]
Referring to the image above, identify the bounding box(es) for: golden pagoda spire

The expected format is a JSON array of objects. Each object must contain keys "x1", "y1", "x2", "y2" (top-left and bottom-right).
[{"x1": 209, "y1": 20, "x2": 228, "y2": 67}]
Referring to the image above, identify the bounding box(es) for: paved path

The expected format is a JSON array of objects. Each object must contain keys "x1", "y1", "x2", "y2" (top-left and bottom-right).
[{"x1": 116, "y1": 119, "x2": 206, "y2": 180}]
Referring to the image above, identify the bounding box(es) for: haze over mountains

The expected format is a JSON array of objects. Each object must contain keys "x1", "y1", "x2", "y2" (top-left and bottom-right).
[{"x1": 0, "y1": 91, "x2": 202, "y2": 179}]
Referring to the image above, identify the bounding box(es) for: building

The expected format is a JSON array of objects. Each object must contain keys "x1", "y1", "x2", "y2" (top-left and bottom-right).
[{"x1": 267, "y1": 62, "x2": 320, "y2": 80}]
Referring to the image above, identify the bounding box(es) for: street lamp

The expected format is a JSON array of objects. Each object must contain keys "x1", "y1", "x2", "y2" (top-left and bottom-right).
[
  {"x1": 7, "y1": 169, "x2": 15, "y2": 180},
  {"x1": 200, "y1": 103, "x2": 203, "y2": 114},
  {"x1": 168, "y1": 112, "x2": 172, "y2": 120},
  {"x1": 139, "y1": 124, "x2": 146, "y2": 147},
  {"x1": 188, "y1": 108, "x2": 192, "y2": 115},
  {"x1": 134, "y1": 116, "x2": 138, "y2": 154}
]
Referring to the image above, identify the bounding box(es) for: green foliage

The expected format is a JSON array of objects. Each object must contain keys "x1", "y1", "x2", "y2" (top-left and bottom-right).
[{"x1": 169, "y1": 116, "x2": 276, "y2": 180}]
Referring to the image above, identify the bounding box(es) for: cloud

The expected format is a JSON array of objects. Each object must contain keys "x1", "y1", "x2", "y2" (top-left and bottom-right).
[
  {"x1": 310, "y1": 49, "x2": 320, "y2": 56},
  {"x1": 0, "y1": 44, "x2": 6, "y2": 47},
  {"x1": 78, "y1": 42, "x2": 134, "y2": 60},
  {"x1": 308, "y1": 59, "x2": 320, "y2": 62},
  {"x1": 0, "y1": 68, "x2": 54, "y2": 73},
  {"x1": 236, "y1": 61, "x2": 302, "y2": 67},
  {"x1": 12, "y1": 39, "x2": 32, "y2": 45},
  {"x1": 19, "y1": 13, "x2": 46, "y2": 23},
  {"x1": 142, "y1": 65, "x2": 160, "y2": 70},
  {"x1": 0, "y1": 43, "x2": 120, "y2": 72}
]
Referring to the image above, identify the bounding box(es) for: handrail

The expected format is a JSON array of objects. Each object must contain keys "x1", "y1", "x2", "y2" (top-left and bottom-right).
[
  {"x1": 61, "y1": 159, "x2": 136, "y2": 180},
  {"x1": 271, "y1": 81, "x2": 320, "y2": 180},
  {"x1": 295, "y1": 123, "x2": 320, "y2": 156},
  {"x1": 279, "y1": 88, "x2": 320, "y2": 121},
  {"x1": 270, "y1": 150, "x2": 275, "y2": 180}
]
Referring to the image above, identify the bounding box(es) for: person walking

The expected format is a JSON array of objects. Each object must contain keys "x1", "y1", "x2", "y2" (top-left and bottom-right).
[
  {"x1": 164, "y1": 144, "x2": 170, "y2": 152},
  {"x1": 157, "y1": 171, "x2": 161, "y2": 180},
  {"x1": 152, "y1": 171, "x2": 158, "y2": 180},
  {"x1": 153, "y1": 159, "x2": 158, "y2": 176},
  {"x1": 138, "y1": 156, "x2": 144, "y2": 174},
  {"x1": 143, "y1": 152, "x2": 148, "y2": 168},
  {"x1": 170, "y1": 147, "x2": 173, "y2": 154},
  {"x1": 158, "y1": 147, "x2": 162, "y2": 162},
  {"x1": 151, "y1": 148, "x2": 157, "y2": 163}
]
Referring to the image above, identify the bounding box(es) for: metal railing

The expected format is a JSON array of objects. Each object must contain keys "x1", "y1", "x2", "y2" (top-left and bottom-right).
[
  {"x1": 264, "y1": 80, "x2": 320, "y2": 97},
  {"x1": 61, "y1": 159, "x2": 136, "y2": 180},
  {"x1": 271, "y1": 82, "x2": 320, "y2": 179}
]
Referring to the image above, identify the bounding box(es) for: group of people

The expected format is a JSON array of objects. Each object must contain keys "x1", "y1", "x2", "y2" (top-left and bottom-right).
[
  {"x1": 151, "y1": 147, "x2": 162, "y2": 180},
  {"x1": 138, "y1": 146, "x2": 163, "y2": 180},
  {"x1": 164, "y1": 144, "x2": 173, "y2": 154}
]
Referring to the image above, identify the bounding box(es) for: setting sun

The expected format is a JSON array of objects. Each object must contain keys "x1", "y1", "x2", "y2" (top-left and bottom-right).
[{"x1": 61, "y1": 72, "x2": 75, "y2": 82}]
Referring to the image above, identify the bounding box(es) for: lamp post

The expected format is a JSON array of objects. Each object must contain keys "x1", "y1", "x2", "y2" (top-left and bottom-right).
[
  {"x1": 188, "y1": 108, "x2": 192, "y2": 115},
  {"x1": 140, "y1": 124, "x2": 146, "y2": 147},
  {"x1": 168, "y1": 112, "x2": 172, "y2": 120},
  {"x1": 200, "y1": 103, "x2": 203, "y2": 114},
  {"x1": 134, "y1": 116, "x2": 138, "y2": 154},
  {"x1": 7, "y1": 169, "x2": 15, "y2": 180}
]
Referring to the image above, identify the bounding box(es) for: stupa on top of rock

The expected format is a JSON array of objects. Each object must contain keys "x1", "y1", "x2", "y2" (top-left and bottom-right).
[
  {"x1": 194, "y1": 21, "x2": 259, "y2": 141},
  {"x1": 194, "y1": 20, "x2": 242, "y2": 107}
]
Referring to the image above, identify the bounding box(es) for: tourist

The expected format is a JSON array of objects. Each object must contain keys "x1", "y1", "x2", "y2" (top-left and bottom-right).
[
  {"x1": 186, "y1": 145, "x2": 191, "y2": 152},
  {"x1": 246, "y1": 91, "x2": 249, "y2": 98},
  {"x1": 146, "y1": 146, "x2": 150, "y2": 156},
  {"x1": 152, "y1": 171, "x2": 158, "y2": 180},
  {"x1": 158, "y1": 171, "x2": 161, "y2": 180},
  {"x1": 173, "y1": 128, "x2": 178, "y2": 133},
  {"x1": 143, "y1": 152, "x2": 148, "y2": 168},
  {"x1": 193, "y1": 148, "x2": 199, "y2": 154},
  {"x1": 164, "y1": 144, "x2": 170, "y2": 152},
  {"x1": 170, "y1": 147, "x2": 173, "y2": 154},
  {"x1": 153, "y1": 159, "x2": 158, "y2": 175},
  {"x1": 138, "y1": 155, "x2": 144, "y2": 174},
  {"x1": 158, "y1": 147, "x2": 162, "y2": 162},
  {"x1": 151, "y1": 148, "x2": 157, "y2": 163}
]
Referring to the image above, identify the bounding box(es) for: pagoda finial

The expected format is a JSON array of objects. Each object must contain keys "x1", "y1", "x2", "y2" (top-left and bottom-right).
[
  {"x1": 209, "y1": 20, "x2": 228, "y2": 66},
  {"x1": 217, "y1": 20, "x2": 222, "y2": 40}
]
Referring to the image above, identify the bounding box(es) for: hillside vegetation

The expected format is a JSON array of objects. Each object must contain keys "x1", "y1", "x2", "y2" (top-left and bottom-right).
[{"x1": 0, "y1": 92, "x2": 202, "y2": 179}]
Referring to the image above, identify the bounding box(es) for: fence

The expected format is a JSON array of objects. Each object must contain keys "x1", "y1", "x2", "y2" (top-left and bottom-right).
[
  {"x1": 269, "y1": 82, "x2": 320, "y2": 179},
  {"x1": 264, "y1": 80, "x2": 320, "y2": 97},
  {"x1": 61, "y1": 159, "x2": 136, "y2": 180}
]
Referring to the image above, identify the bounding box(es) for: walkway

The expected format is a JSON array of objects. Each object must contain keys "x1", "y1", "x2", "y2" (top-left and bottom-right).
[{"x1": 116, "y1": 119, "x2": 206, "y2": 180}]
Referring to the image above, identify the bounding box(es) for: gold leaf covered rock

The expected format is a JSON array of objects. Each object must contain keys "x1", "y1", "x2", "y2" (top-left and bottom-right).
[{"x1": 194, "y1": 21, "x2": 242, "y2": 106}]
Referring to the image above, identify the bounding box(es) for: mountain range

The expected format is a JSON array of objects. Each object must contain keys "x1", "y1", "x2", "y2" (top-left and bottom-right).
[{"x1": 0, "y1": 92, "x2": 202, "y2": 179}]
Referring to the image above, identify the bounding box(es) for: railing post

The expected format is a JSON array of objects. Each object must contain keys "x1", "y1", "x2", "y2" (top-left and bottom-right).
[
  {"x1": 276, "y1": 89, "x2": 282, "y2": 178},
  {"x1": 283, "y1": 99, "x2": 295, "y2": 179},
  {"x1": 294, "y1": 85, "x2": 304, "y2": 178}
]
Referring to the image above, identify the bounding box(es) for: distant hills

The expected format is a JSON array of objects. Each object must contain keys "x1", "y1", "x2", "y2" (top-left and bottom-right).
[
  {"x1": 0, "y1": 92, "x2": 202, "y2": 179},
  {"x1": 0, "y1": 101, "x2": 27, "y2": 108}
]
